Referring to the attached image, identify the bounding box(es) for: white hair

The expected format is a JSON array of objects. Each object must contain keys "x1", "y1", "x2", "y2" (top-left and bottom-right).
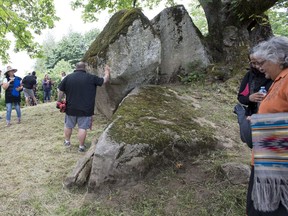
[{"x1": 252, "y1": 36, "x2": 288, "y2": 69}]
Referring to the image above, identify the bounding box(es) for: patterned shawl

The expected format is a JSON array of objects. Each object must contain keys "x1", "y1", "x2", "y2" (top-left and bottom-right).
[{"x1": 251, "y1": 113, "x2": 288, "y2": 212}]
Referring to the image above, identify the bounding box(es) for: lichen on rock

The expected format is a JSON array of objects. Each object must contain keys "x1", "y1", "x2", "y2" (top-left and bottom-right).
[
  {"x1": 83, "y1": 8, "x2": 155, "y2": 66},
  {"x1": 109, "y1": 85, "x2": 216, "y2": 152},
  {"x1": 87, "y1": 85, "x2": 218, "y2": 193}
]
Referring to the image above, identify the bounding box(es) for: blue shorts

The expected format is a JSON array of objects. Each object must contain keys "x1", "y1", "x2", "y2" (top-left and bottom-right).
[{"x1": 65, "y1": 115, "x2": 92, "y2": 130}]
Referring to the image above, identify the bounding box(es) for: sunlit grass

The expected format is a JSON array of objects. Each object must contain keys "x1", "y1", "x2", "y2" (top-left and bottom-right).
[{"x1": 0, "y1": 83, "x2": 250, "y2": 215}]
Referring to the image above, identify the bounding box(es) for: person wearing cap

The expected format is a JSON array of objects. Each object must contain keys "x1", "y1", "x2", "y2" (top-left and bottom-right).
[
  {"x1": 57, "y1": 62, "x2": 110, "y2": 152},
  {"x1": 2, "y1": 66, "x2": 23, "y2": 126}
]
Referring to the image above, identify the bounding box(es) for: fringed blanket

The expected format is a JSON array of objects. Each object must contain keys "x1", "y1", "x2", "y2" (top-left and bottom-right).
[{"x1": 251, "y1": 113, "x2": 288, "y2": 212}]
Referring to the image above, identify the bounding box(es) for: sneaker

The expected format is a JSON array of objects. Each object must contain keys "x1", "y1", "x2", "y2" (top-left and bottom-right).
[
  {"x1": 78, "y1": 145, "x2": 86, "y2": 152},
  {"x1": 63, "y1": 140, "x2": 71, "y2": 148}
]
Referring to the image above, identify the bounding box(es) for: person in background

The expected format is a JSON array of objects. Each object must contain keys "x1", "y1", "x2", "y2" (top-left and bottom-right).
[
  {"x1": 0, "y1": 69, "x2": 2, "y2": 119},
  {"x1": 57, "y1": 62, "x2": 110, "y2": 152},
  {"x1": 22, "y1": 72, "x2": 37, "y2": 106},
  {"x1": 0, "y1": 69, "x2": 2, "y2": 99},
  {"x1": 31, "y1": 71, "x2": 38, "y2": 101},
  {"x1": 2, "y1": 66, "x2": 23, "y2": 126},
  {"x1": 61, "y1": 71, "x2": 66, "y2": 81},
  {"x1": 246, "y1": 36, "x2": 288, "y2": 216},
  {"x1": 234, "y1": 51, "x2": 273, "y2": 148},
  {"x1": 42, "y1": 74, "x2": 54, "y2": 103}
]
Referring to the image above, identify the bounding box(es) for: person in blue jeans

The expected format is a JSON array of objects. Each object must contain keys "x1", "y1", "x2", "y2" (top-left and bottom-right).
[
  {"x1": 2, "y1": 66, "x2": 23, "y2": 126},
  {"x1": 42, "y1": 74, "x2": 54, "y2": 103}
]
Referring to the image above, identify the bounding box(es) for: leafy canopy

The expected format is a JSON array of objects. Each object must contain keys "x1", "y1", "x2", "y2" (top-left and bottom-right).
[
  {"x1": 34, "y1": 28, "x2": 100, "y2": 73},
  {"x1": 71, "y1": 0, "x2": 178, "y2": 22},
  {"x1": 0, "y1": 0, "x2": 59, "y2": 63}
]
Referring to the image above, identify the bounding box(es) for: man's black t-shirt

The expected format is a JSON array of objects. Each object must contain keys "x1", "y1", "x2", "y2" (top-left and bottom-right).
[
  {"x1": 58, "y1": 70, "x2": 104, "y2": 116},
  {"x1": 22, "y1": 75, "x2": 37, "y2": 89}
]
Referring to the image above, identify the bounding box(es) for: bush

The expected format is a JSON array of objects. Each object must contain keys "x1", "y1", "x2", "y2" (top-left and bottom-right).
[
  {"x1": 0, "y1": 98, "x2": 5, "y2": 111},
  {"x1": 178, "y1": 61, "x2": 206, "y2": 84}
]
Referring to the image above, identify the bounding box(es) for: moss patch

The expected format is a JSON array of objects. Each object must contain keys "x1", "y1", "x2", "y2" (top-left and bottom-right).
[
  {"x1": 108, "y1": 85, "x2": 216, "y2": 152},
  {"x1": 83, "y1": 8, "x2": 155, "y2": 66}
]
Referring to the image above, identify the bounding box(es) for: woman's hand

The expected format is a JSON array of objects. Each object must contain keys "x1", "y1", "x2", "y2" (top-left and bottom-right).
[
  {"x1": 16, "y1": 86, "x2": 23, "y2": 91},
  {"x1": 249, "y1": 92, "x2": 266, "y2": 103}
]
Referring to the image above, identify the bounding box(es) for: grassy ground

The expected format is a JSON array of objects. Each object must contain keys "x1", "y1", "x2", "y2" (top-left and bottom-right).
[
  {"x1": 0, "y1": 103, "x2": 108, "y2": 216},
  {"x1": 0, "y1": 83, "x2": 251, "y2": 216}
]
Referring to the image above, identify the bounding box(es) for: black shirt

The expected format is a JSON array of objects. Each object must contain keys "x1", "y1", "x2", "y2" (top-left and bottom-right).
[
  {"x1": 22, "y1": 75, "x2": 37, "y2": 89},
  {"x1": 58, "y1": 70, "x2": 104, "y2": 116},
  {"x1": 237, "y1": 67, "x2": 273, "y2": 116}
]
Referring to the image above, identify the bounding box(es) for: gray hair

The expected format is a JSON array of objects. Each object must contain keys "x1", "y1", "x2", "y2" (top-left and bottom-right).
[{"x1": 252, "y1": 36, "x2": 288, "y2": 69}]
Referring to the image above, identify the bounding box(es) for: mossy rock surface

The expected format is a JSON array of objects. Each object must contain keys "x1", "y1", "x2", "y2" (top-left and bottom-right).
[
  {"x1": 83, "y1": 8, "x2": 154, "y2": 66},
  {"x1": 108, "y1": 85, "x2": 217, "y2": 155}
]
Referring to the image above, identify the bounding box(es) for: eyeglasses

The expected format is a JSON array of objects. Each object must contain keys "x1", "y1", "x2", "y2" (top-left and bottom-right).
[{"x1": 249, "y1": 60, "x2": 266, "y2": 67}]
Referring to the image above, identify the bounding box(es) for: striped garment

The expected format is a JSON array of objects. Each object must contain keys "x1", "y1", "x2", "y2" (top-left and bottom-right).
[{"x1": 251, "y1": 113, "x2": 288, "y2": 212}]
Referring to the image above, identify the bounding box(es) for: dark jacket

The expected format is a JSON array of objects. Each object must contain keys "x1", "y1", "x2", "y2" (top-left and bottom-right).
[
  {"x1": 237, "y1": 67, "x2": 273, "y2": 116},
  {"x1": 22, "y1": 75, "x2": 37, "y2": 89},
  {"x1": 5, "y1": 76, "x2": 22, "y2": 104}
]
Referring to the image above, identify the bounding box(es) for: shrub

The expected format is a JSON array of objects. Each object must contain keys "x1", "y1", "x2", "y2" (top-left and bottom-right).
[
  {"x1": 0, "y1": 98, "x2": 5, "y2": 111},
  {"x1": 178, "y1": 61, "x2": 206, "y2": 84}
]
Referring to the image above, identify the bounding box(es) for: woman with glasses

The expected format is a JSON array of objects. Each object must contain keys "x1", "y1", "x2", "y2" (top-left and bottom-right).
[
  {"x1": 246, "y1": 36, "x2": 288, "y2": 216},
  {"x1": 234, "y1": 50, "x2": 273, "y2": 148}
]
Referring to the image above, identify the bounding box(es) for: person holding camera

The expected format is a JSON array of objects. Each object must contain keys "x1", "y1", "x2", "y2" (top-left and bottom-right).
[{"x1": 57, "y1": 62, "x2": 110, "y2": 152}]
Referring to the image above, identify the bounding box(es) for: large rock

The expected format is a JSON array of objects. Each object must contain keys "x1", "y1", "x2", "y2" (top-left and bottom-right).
[
  {"x1": 220, "y1": 162, "x2": 250, "y2": 185},
  {"x1": 87, "y1": 85, "x2": 219, "y2": 193},
  {"x1": 83, "y1": 9, "x2": 161, "y2": 119},
  {"x1": 151, "y1": 5, "x2": 211, "y2": 83}
]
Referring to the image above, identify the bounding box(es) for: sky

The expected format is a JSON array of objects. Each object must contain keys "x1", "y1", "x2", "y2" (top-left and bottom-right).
[{"x1": 6, "y1": 0, "x2": 190, "y2": 77}]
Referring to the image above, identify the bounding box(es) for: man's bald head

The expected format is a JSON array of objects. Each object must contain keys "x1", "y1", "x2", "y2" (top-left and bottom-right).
[{"x1": 75, "y1": 62, "x2": 87, "y2": 71}]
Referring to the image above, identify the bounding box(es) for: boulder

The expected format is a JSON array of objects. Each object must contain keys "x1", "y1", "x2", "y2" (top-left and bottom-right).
[
  {"x1": 83, "y1": 9, "x2": 161, "y2": 119},
  {"x1": 151, "y1": 5, "x2": 211, "y2": 83},
  {"x1": 87, "y1": 85, "x2": 219, "y2": 193},
  {"x1": 220, "y1": 162, "x2": 250, "y2": 185}
]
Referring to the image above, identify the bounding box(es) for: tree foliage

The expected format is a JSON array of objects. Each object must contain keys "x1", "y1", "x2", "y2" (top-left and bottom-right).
[
  {"x1": 268, "y1": 9, "x2": 288, "y2": 37},
  {"x1": 0, "y1": 0, "x2": 59, "y2": 63},
  {"x1": 268, "y1": 0, "x2": 288, "y2": 37},
  {"x1": 34, "y1": 28, "x2": 100, "y2": 73},
  {"x1": 71, "y1": 0, "x2": 285, "y2": 64},
  {"x1": 50, "y1": 59, "x2": 73, "y2": 79},
  {"x1": 71, "y1": 0, "x2": 179, "y2": 22},
  {"x1": 188, "y1": 1, "x2": 208, "y2": 35}
]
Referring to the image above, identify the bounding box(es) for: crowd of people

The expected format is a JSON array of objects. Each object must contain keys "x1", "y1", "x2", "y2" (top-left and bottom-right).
[
  {"x1": 0, "y1": 63, "x2": 110, "y2": 153},
  {"x1": 0, "y1": 68, "x2": 63, "y2": 124},
  {"x1": 234, "y1": 36, "x2": 288, "y2": 216},
  {"x1": 1, "y1": 35, "x2": 288, "y2": 214}
]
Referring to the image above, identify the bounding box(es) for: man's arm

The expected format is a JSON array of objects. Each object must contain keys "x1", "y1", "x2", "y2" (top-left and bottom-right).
[
  {"x1": 103, "y1": 65, "x2": 110, "y2": 84},
  {"x1": 57, "y1": 90, "x2": 65, "y2": 102}
]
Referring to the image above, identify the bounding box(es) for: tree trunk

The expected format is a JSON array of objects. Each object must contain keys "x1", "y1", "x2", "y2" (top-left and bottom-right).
[{"x1": 199, "y1": 0, "x2": 278, "y2": 63}]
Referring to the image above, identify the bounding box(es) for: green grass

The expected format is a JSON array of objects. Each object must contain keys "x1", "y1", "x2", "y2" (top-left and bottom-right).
[{"x1": 0, "y1": 82, "x2": 251, "y2": 215}]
